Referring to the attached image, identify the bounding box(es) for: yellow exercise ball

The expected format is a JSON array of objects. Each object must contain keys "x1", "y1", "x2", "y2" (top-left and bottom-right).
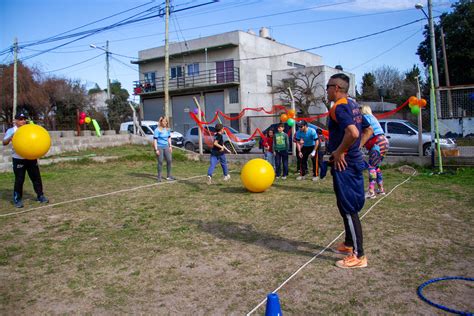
[
  {"x1": 240, "y1": 158, "x2": 275, "y2": 193},
  {"x1": 12, "y1": 124, "x2": 51, "y2": 160}
]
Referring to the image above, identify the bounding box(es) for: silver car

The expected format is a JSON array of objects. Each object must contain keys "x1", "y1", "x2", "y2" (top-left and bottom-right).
[
  {"x1": 184, "y1": 126, "x2": 256, "y2": 153},
  {"x1": 378, "y1": 119, "x2": 457, "y2": 156}
]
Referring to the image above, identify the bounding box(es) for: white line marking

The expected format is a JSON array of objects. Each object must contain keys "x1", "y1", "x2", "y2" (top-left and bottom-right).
[{"x1": 0, "y1": 174, "x2": 206, "y2": 218}]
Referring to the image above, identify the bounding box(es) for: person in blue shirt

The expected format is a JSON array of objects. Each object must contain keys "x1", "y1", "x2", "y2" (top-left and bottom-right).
[
  {"x1": 2, "y1": 113, "x2": 48, "y2": 208},
  {"x1": 295, "y1": 120, "x2": 319, "y2": 181},
  {"x1": 326, "y1": 73, "x2": 370, "y2": 269},
  {"x1": 153, "y1": 116, "x2": 175, "y2": 182},
  {"x1": 360, "y1": 105, "x2": 389, "y2": 199}
]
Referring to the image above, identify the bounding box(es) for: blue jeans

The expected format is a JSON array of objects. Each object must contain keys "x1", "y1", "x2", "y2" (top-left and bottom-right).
[
  {"x1": 274, "y1": 150, "x2": 288, "y2": 177},
  {"x1": 264, "y1": 152, "x2": 274, "y2": 169},
  {"x1": 208, "y1": 154, "x2": 228, "y2": 177}
]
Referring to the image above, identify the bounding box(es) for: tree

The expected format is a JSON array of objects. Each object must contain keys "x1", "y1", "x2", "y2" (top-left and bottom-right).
[
  {"x1": 417, "y1": 0, "x2": 474, "y2": 86},
  {"x1": 402, "y1": 65, "x2": 422, "y2": 99},
  {"x1": 0, "y1": 62, "x2": 48, "y2": 125},
  {"x1": 273, "y1": 69, "x2": 327, "y2": 118},
  {"x1": 360, "y1": 72, "x2": 378, "y2": 101},
  {"x1": 107, "y1": 81, "x2": 132, "y2": 131},
  {"x1": 372, "y1": 65, "x2": 404, "y2": 103}
]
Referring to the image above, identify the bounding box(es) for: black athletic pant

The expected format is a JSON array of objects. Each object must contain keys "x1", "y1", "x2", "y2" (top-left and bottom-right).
[
  {"x1": 299, "y1": 146, "x2": 316, "y2": 177},
  {"x1": 13, "y1": 158, "x2": 44, "y2": 202},
  {"x1": 338, "y1": 203, "x2": 364, "y2": 257}
]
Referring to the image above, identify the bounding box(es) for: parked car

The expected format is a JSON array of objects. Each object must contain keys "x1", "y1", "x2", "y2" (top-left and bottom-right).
[
  {"x1": 378, "y1": 119, "x2": 457, "y2": 156},
  {"x1": 183, "y1": 126, "x2": 256, "y2": 153},
  {"x1": 119, "y1": 120, "x2": 184, "y2": 147}
]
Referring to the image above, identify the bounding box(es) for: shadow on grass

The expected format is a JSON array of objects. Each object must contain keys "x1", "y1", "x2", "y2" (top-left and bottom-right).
[
  {"x1": 190, "y1": 219, "x2": 335, "y2": 260},
  {"x1": 272, "y1": 182, "x2": 334, "y2": 194},
  {"x1": 0, "y1": 189, "x2": 36, "y2": 203},
  {"x1": 128, "y1": 172, "x2": 157, "y2": 180}
]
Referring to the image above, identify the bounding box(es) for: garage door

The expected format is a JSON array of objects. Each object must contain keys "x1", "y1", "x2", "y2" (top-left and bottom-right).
[
  {"x1": 171, "y1": 94, "x2": 200, "y2": 135},
  {"x1": 143, "y1": 98, "x2": 164, "y2": 121},
  {"x1": 204, "y1": 91, "x2": 228, "y2": 126}
]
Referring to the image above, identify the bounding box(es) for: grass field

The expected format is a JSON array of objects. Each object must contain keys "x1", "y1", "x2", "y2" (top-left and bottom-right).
[{"x1": 1, "y1": 144, "x2": 473, "y2": 314}]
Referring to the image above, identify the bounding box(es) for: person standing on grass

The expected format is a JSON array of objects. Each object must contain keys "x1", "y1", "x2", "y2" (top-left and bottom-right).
[
  {"x1": 2, "y1": 113, "x2": 49, "y2": 208},
  {"x1": 360, "y1": 105, "x2": 389, "y2": 199},
  {"x1": 153, "y1": 116, "x2": 175, "y2": 182},
  {"x1": 326, "y1": 73, "x2": 369, "y2": 269},
  {"x1": 207, "y1": 123, "x2": 231, "y2": 185},
  {"x1": 273, "y1": 123, "x2": 289, "y2": 179},
  {"x1": 295, "y1": 120, "x2": 319, "y2": 181},
  {"x1": 262, "y1": 129, "x2": 275, "y2": 169}
]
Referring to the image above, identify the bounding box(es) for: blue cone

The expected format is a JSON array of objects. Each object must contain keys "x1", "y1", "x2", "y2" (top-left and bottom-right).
[{"x1": 265, "y1": 293, "x2": 282, "y2": 316}]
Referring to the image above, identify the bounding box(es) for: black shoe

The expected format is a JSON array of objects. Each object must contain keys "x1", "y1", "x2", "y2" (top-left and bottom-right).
[
  {"x1": 14, "y1": 200, "x2": 24, "y2": 208},
  {"x1": 37, "y1": 195, "x2": 49, "y2": 203}
]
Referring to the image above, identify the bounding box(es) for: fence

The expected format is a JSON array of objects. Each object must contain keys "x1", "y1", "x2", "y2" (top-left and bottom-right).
[{"x1": 439, "y1": 85, "x2": 474, "y2": 119}]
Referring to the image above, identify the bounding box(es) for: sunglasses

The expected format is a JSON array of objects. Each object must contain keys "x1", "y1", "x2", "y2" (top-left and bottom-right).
[{"x1": 326, "y1": 84, "x2": 339, "y2": 90}]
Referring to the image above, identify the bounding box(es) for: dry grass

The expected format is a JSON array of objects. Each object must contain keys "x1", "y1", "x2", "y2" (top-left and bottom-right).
[{"x1": 0, "y1": 145, "x2": 473, "y2": 314}]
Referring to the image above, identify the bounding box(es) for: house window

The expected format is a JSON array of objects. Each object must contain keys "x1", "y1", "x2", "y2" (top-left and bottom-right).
[
  {"x1": 216, "y1": 60, "x2": 234, "y2": 83},
  {"x1": 266, "y1": 75, "x2": 272, "y2": 87},
  {"x1": 144, "y1": 72, "x2": 155, "y2": 83},
  {"x1": 229, "y1": 88, "x2": 239, "y2": 104},
  {"x1": 187, "y1": 63, "x2": 199, "y2": 76},
  {"x1": 170, "y1": 66, "x2": 183, "y2": 79},
  {"x1": 286, "y1": 61, "x2": 304, "y2": 68}
]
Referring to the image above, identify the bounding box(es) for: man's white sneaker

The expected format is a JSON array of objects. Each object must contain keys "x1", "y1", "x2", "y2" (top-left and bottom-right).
[
  {"x1": 312, "y1": 176, "x2": 320, "y2": 182},
  {"x1": 296, "y1": 175, "x2": 306, "y2": 181},
  {"x1": 281, "y1": 176, "x2": 287, "y2": 180},
  {"x1": 223, "y1": 175, "x2": 231, "y2": 181},
  {"x1": 207, "y1": 176, "x2": 212, "y2": 185}
]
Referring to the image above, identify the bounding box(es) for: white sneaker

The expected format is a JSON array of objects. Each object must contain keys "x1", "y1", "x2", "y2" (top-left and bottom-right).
[
  {"x1": 376, "y1": 188, "x2": 386, "y2": 195},
  {"x1": 365, "y1": 191, "x2": 376, "y2": 199},
  {"x1": 207, "y1": 176, "x2": 212, "y2": 185},
  {"x1": 296, "y1": 175, "x2": 306, "y2": 181},
  {"x1": 223, "y1": 175, "x2": 231, "y2": 181},
  {"x1": 281, "y1": 176, "x2": 287, "y2": 180},
  {"x1": 312, "y1": 176, "x2": 320, "y2": 182}
]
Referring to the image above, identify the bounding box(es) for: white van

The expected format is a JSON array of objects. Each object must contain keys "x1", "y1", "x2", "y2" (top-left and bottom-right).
[{"x1": 120, "y1": 120, "x2": 184, "y2": 147}]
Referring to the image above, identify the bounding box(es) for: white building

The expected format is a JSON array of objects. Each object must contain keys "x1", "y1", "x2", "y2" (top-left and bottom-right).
[{"x1": 133, "y1": 28, "x2": 355, "y2": 134}]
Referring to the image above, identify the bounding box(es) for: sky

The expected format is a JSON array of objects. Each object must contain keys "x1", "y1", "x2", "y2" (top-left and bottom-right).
[{"x1": 0, "y1": 0, "x2": 455, "y2": 103}]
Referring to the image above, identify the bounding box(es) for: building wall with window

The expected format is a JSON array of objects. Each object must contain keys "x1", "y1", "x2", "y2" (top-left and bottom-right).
[{"x1": 135, "y1": 29, "x2": 324, "y2": 134}]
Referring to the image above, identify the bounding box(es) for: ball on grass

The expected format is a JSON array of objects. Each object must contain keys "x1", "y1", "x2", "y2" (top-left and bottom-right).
[
  {"x1": 240, "y1": 158, "x2": 275, "y2": 193},
  {"x1": 12, "y1": 124, "x2": 51, "y2": 160}
]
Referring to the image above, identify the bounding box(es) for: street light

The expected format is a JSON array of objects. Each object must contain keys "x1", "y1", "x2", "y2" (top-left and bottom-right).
[
  {"x1": 90, "y1": 41, "x2": 111, "y2": 101},
  {"x1": 415, "y1": 1, "x2": 441, "y2": 160}
]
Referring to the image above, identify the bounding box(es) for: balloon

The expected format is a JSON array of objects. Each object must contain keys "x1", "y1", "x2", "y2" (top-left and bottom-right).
[
  {"x1": 408, "y1": 103, "x2": 413, "y2": 109},
  {"x1": 418, "y1": 98, "x2": 427, "y2": 107},
  {"x1": 287, "y1": 118, "x2": 295, "y2": 127},
  {"x1": 240, "y1": 158, "x2": 275, "y2": 193},
  {"x1": 409, "y1": 96, "x2": 418, "y2": 105},
  {"x1": 280, "y1": 113, "x2": 288, "y2": 122},
  {"x1": 12, "y1": 124, "x2": 51, "y2": 160},
  {"x1": 411, "y1": 106, "x2": 420, "y2": 115},
  {"x1": 80, "y1": 112, "x2": 86, "y2": 119},
  {"x1": 193, "y1": 108, "x2": 199, "y2": 115},
  {"x1": 287, "y1": 109, "x2": 296, "y2": 118},
  {"x1": 84, "y1": 117, "x2": 91, "y2": 124},
  {"x1": 79, "y1": 118, "x2": 85, "y2": 125},
  {"x1": 92, "y1": 119, "x2": 101, "y2": 137}
]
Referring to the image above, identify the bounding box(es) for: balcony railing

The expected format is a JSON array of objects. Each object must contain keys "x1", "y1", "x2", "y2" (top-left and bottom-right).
[{"x1": 133, "y1": 67, "x2": 240, "y2": 95}]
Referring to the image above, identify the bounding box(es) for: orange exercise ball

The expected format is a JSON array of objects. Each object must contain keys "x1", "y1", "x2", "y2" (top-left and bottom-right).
[
  {"x1": 12, "y1": 124, "x2": 51, "y2": 160},
  {"x1": 240, "y1": 158, "x2": 275, "y2": 193}
]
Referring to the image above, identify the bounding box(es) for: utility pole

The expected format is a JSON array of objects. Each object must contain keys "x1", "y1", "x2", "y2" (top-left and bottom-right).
[
  {"x1": 13, "y1": 37, "x2": 18, "y2": 121},
  {"x1": 440, "y1": 27, "x2": 453, "y2": 117},
  {"x1": 106, "y1": 40, "x2": 111, "y2": 100},
  {"x1": 164, "y1": 0, "x2": 170, "y2": 121},
  {"x1": 415, "y1": 76, "x2": 423, "y2": 157}
]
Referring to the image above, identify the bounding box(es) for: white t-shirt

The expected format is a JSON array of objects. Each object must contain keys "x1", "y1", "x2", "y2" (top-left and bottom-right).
[{"x1": 3, "y1": 126, "x2": 24, "y2": 159}]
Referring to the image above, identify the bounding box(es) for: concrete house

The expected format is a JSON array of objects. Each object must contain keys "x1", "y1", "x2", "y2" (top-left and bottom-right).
[{"x1": 132, "y1": 28, "x2": 354, "y2": 134}]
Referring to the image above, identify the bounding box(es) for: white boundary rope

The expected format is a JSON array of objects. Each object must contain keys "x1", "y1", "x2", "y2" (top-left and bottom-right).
[
  {"x1": 246, "y1": 167, "x2": 417, "y2": 315},
  {"x1": 0, "y1": 174, "x2": 206, "y2": 218}
]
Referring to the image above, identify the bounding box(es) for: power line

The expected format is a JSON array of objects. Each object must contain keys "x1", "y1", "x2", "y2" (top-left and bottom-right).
[
  {"x1": 43, "y1": 53, "x2": 104, "y2": 73},
  {"x1": 235, "y1": 18, "x2": 427, "y2": 62},
  {"x1": 349, "y1": 29, "x2": 422, "y2": 71}
]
